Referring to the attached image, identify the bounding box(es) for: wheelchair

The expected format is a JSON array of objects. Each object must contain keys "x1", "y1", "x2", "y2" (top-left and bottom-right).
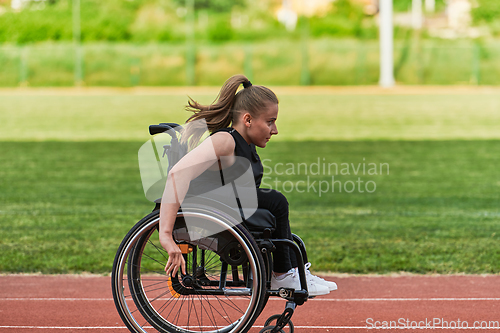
[{"x1": 111, "y1": 123, "x2": 312, "y2": 333}]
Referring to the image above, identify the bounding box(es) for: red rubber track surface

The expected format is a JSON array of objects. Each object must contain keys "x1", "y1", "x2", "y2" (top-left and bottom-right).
[{"x1": 1, "y1": 274, "x2": 500, "y2": 332}]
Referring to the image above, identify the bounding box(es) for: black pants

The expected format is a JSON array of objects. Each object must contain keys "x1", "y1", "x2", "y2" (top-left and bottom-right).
[{"x1": 257, "y1": 188, "x2": 298, "y2": 273}]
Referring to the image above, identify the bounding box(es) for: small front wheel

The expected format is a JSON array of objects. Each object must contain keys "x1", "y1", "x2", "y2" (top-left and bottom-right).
[
  {"x1": 259, "y1": 326, "x2": 285, "y2": 333},
  {"x1": 264, "y1": 314, "x2": 294, "y2": 333}
]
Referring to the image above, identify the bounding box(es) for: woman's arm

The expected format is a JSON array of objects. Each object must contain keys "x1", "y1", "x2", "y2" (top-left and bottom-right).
[{"x1": 159, "y1": 131, "x2": 235, "y2": 276}]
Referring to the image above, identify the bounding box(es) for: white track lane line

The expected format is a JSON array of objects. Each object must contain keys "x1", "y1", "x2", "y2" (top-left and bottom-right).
[
  {"x1": 0, "y1": 325, "x2": 367, "y2": 330},
  {"x1": 2, "y1": 297, "x2": 500, "y2": 301},
  {"x1": 2, "y1": 326, "x2": 499, "y2": 330}
]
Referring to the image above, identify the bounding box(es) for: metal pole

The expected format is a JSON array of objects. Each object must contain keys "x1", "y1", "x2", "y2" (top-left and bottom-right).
[
  {"x1": 379, "y1": 0, "x2": 395, "y2": 87},
  {"x1": 298, "y1": 0, "x2": 310, "y2": 85},
  {"x1": 19, "y1": 45, "x2": 28, "y2": 87},
  {"x1": 412, "y1": 0, "x2": 423, "y2": 30},
  {"x1": 471, "y1": 43, "x2": 480, "y2": 85},
  {"x1": 355, "y1": 42, "x2": 366, "y2": 84},
  {"x1": 185, "y1": 0, "x2": 195, "y2": 86},
  {"x1": 425, "y1": 0, "x2": 435, "y2": 12},
  {"x1": 130, "y1": 56, "x2": 140, "y2": 86},
  {"x1": 300, "y1": 16, "x2": 310, "y2": 86},
  {"x1": 73, "y1": 0, "x2": 83, "y2": 86},
  {"x1": 244, "y1": 44, "x2": 253, "y2": 82}
]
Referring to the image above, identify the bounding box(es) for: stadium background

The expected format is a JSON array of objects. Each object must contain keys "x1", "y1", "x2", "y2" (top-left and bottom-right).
[{"x1": 1, "y1": 0, "x2": 499, "y2": 275}]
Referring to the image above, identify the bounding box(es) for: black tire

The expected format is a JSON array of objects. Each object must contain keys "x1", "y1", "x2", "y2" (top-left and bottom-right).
[
  {"x1": 112, "y1": 207, "x2": 267, "y2": 333},
  {"x1": 259, "y1": 326, "x2": 285, "y2": 333}
]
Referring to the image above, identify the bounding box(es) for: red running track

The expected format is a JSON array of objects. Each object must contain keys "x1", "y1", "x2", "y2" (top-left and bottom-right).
[{"x1": 1, "y1": 274, "x2": 500, "y2": 332}]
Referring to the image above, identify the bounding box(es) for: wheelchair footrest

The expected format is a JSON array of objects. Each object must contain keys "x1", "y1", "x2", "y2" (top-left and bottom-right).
[{"x1": 267, "y1": 287, "x2": 308, "y2": 306}]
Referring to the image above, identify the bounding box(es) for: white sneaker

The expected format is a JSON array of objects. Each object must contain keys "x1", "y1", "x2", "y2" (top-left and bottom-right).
[
  {"x1": 303, "y1": 262, "x2": 338, "y2": 291},
  {"x1": 271, "y1": 268, "x2": 330, "y2": 296}
]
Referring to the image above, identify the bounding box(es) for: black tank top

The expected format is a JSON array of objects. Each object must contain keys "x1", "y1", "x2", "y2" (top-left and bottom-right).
[
  {"x1": 212, "y1": 128, "x2": 263, "y2": 188},
  {"x1": 186, "y1": 128, "x2": 263, "y2": 197}
]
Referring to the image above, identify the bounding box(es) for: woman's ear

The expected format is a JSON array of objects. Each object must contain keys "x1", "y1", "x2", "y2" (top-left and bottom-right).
[{"x1": 242, "y1": 113, "x2": 252, "y2": 128}]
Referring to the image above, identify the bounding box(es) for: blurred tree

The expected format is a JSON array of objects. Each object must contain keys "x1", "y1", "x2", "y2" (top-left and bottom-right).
[
  {"x1": 208, "y1": 15, "x2": 233, "y2": 41},
  {"x1": 0, "y1": 0, "x2": 139, "y2": 43},
  {"x1": 0, "y1": 0, "x2": 468, "y2": 43},
  {"x1": 172, "y1": 0, "x2": 245, "y2": 12},
  {"x1": 391, "y1": 0, "x2": 446, "y2": 12},
  {"x1": 309, "y1": 0, "x2": 368, "y2": 38},
  {"x1": 0, "y1": 0, "x2": 72, "y2": 43},
  {"x1": 129, "y1": 2, "x2": 183, "y2": 42},
  {"x1": 471, "y1": 0, "x2": 500, "y2": 23}
]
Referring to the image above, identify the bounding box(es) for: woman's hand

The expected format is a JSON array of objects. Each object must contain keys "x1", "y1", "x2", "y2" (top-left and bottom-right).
[
  {"x1": 158, "y1": 132, "x2": 235, "y2": 277},
  {"x1": 160, "y1": 233, "x2": 187, "y2": 277}
]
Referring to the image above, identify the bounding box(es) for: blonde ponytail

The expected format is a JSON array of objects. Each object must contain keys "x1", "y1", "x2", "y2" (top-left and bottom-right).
[{"x1": 182, "y1": 74, "x2": 278, "y2": 149}]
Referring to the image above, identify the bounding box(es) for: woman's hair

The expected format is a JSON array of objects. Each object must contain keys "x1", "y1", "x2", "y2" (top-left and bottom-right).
[{"x1": 181, "y1": 74, "x2": 278, "y2": 148}]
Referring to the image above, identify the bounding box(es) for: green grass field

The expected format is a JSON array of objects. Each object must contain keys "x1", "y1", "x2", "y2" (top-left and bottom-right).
[{"x1": 1, "y1": 88, "x2": 499, "y2": 274}]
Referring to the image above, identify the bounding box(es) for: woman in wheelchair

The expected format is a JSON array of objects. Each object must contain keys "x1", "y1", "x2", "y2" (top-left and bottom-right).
[{"x1": 158, "y1": 74, "x2": 337, "y2": 297}]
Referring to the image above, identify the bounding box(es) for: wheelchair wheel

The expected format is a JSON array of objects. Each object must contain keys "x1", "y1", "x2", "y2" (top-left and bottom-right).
[{"x1": 112, "y1": 207, "x2": 267, "y2": 333}]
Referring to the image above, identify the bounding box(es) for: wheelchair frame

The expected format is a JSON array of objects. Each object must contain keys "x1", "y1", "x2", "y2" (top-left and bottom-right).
[{"x1": 111, "y1": 123, "x2": 311, "y2": 333}]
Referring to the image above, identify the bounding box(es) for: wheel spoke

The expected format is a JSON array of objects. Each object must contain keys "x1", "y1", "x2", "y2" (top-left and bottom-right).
[{"x1": 112, "y1": 211, "x2": 265, "y2": 333}]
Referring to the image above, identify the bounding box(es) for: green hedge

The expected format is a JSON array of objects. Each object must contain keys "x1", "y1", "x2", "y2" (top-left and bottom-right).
[
  {"x1": 3, "y1": 0, "x2": 497, "y2": 45},
  {"x1": 2, "y1": 39, "x2": 500, "y2": 87},
  {"x1": 0, "y1": 0, "x2": 371, "y2": 44},
  {"x1": 0, "y1": 0, "x2": 140, "y2": 43}
]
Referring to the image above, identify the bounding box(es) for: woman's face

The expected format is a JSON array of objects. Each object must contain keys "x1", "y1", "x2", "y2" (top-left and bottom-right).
[{"x1": 247, "y1": 103, "x2": 279, "y2": 148}]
